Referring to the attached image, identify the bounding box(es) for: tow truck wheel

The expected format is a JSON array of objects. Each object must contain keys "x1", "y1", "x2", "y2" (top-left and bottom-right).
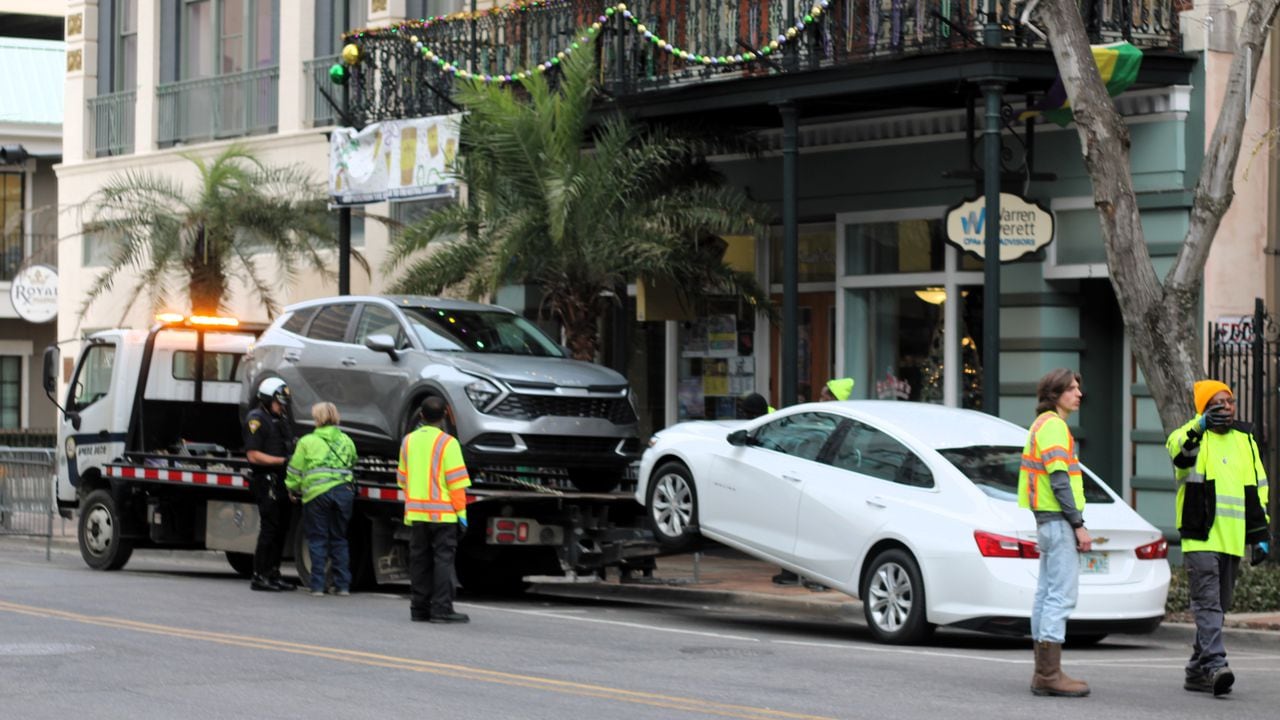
[
  {"x1": 225, "y1": 552, "x2": 254, "y2": 578},
  {"x1": 78, "y1": 489, "x2": 134, "y2": 571},
  {"x1": 645, "y1": 461, "x2": 699, "y2": 552}
]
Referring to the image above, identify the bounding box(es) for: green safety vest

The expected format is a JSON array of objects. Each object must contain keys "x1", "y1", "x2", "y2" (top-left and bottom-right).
[
  {"x1": 1017, "y1": 412, "x2": 1086, "y2": 514},
  {"x1": 285, "y1": 425, "x2": 357, "y2": 504},
  {"x1": 1167, "y1": 417, "x2": 1271, "y2": 556}
]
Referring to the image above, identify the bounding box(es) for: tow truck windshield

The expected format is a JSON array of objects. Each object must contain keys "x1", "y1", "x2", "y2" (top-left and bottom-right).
[{"x1": 401, "y1": 306, "x2": 565, "y2": 357}]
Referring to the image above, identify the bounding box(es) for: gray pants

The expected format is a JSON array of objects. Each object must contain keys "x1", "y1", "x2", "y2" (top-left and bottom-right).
[{"x1": 1184, "y1": 550, "x2": 1240, "y2": 676}]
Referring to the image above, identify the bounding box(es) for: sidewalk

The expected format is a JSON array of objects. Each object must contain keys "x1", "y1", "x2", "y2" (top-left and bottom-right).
[{"x1": 529, "y1": 545, "x2": 1280, "y2": 636}]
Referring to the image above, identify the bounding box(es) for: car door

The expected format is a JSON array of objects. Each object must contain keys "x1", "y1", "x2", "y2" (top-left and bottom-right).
[
  {"x1": 794, "y1": 418, "x2": 936, "y2": 586},
  {"x1": 339, "y1": 302, "x2": 415, "y2": 452},
  {"x1": 291, "y1": 303, "x2": 357, "y2": 431},
  {"x1": 703, "y1": 411, "x2": 843, "y2": 561}
]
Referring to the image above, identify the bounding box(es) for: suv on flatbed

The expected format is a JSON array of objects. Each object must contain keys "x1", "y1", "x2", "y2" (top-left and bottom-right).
[{"x1": 242, "y1": 295, "x2": 639, "y2": 491}]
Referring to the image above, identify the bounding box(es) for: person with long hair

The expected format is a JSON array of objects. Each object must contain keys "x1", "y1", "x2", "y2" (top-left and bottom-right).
[{"x1": 1017, "y1": 368, "x2": 1091, "y2": 697}]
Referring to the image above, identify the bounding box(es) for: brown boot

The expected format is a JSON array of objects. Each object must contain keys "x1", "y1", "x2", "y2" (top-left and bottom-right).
[{"x1": 1031, "y1": 641, "x2": 1090, "y2": 697}]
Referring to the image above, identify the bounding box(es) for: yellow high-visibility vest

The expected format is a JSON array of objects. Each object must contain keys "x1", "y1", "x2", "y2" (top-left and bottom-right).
[
  {"x1": 1168, "y1": 416, "x2": 1271, "y2": 556},
  {"x1": 397, "y1": 425, "x2": 470, "y2": 524},
  {"x1": 1018, "y1": 412, "x2": 1085, "y2": 513}
]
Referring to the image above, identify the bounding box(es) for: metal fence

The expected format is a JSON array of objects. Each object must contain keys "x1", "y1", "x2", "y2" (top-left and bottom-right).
[
  {"x1": 87, "y1": 89, "x2": 137, "y2": 158},
  {"x1": 0, "y1": 447, "x2": 56, "y2": 559},
  {"x1": 158, "y1": 66, "x2": 280, "y2": 146},
  {"x1": 305, "y1": 54, "x2": 345, "y2": 127}
]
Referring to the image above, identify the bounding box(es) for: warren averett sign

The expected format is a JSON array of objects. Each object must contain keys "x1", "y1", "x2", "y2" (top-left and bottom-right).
[
  {"x1": 945, "y1": 193, "x2": 1054, "y2": 262},
  {"x1": 10, "y1": 264, "x2": 57, "y2": 324}
]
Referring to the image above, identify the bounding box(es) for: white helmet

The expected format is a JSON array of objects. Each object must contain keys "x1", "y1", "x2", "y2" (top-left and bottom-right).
[{"x1": 256, "y1": 377, "x2": 289, "y2": 408}]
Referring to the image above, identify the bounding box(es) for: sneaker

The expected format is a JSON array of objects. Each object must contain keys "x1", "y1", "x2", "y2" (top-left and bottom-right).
[
  {"x1": 310, "y1": 590, "x2": 325, "y2": 597},
  {"x1": 269, "y1": 576, "x2": 296, "y2": 592},
  {"x1": 428, "y1": 612, "x2": 470, "y2": 624},
  {"x1": 336, "y1": 589, "x2": 350, "y2": 597},
  {"x1": 1210, "y1": 667, "x2": 1235, "y2": 696},
  {"x1": 1184, "y1": 672, "x2": 1213, "y2": 693}
]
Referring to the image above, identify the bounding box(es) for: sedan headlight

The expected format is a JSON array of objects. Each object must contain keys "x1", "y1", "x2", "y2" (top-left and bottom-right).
[{"x1": 464, "y1": 378, "x2": 502, "y2": 411}]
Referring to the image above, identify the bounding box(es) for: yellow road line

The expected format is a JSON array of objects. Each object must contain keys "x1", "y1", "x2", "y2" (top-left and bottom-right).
[{"x1": 0, "y1": 600, "x2": 832, "y2": 720}]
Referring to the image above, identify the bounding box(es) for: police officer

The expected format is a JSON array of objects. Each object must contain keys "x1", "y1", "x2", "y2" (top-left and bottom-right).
[
  {"x1": 244, "y1": 377, "x2": 296, "y2": 592},
  {"x1": 1168, "y1": 380, "x2": 1272, "y2": 696}
]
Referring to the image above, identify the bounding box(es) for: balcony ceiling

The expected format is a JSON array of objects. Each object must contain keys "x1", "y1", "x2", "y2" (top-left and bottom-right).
[{"x1": 610, "y1": 48, "x2": 1198, "y2": 130}]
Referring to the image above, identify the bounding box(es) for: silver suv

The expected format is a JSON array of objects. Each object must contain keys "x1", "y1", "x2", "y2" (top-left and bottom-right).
[{"x1": 243, "y1": 295, "x2": 639, "y2": 490}]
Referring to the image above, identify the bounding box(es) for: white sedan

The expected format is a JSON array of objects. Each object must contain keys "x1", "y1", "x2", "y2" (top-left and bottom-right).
[{"x1": 637, "y1": 401, "x2": 1170, "y2": 644}]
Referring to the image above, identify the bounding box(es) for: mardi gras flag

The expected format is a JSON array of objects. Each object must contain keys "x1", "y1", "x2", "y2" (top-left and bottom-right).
[{"x1": 1020, "y1": 41, "x2": 1143, "y2": 126}]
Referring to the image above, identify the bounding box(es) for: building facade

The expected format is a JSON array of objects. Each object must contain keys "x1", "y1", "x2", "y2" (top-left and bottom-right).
[
  {"x1": 0, "y1": 2, "x2": 63, "y2": 434},
  {"x1": 55, "y1": 1, "x2": 1278, "y2": 544}
]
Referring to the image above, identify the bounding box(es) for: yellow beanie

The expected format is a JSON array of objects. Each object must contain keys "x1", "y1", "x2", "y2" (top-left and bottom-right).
[
  {"x1": 1193, "y1": 380, "x2": 1232, "y2": 415},
  {"x1": 825, "y1": 377, "x2": 855, "y2": 402}
]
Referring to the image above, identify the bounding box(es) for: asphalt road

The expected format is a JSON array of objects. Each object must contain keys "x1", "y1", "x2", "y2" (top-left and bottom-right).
[{"x1": 2, "y1": 540, "x2": 1278, "y2": 720}]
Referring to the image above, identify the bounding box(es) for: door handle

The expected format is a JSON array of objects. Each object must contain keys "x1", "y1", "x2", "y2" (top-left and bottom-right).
[
  {"x1": 340, "y1": 357, "x2": 357, "y2": 367},
  {"x1": 283, "y1": 350, "x2": 301, "y2": 362},
  {"x1": 866, "y1": 497, "x2": 887, "y2": 509},
  {"x1": 781, "y1": 473, "x2": 803, "y2": 483}
]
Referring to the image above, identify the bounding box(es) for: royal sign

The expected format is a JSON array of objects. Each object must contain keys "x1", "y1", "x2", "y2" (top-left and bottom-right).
[
  {"x1": 944, "y1": 193, "x2": 1055, "y2": 262},
  {"x1": 10, "y1": 264, "x2": 58, "y2": 324}
]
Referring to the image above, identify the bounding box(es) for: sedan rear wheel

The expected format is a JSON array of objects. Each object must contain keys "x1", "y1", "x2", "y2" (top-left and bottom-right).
[
  {"x1": 862, "y1": 548, "x2": 934, "y2": 644},
  {"x1": 646, "y1": 461, "x2": 698, "y2": 552}
]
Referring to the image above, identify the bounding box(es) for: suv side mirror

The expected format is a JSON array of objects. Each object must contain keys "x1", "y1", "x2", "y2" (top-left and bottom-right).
[
  {"x1": 365, "y1": 333, "x2": 400, "y2": 361},
  {"x1": 727, "y1": 429, "x2": 749, "y2": 447},
  {"x1": 42, "y1": 345, "x2": 58, "y2": 395}
]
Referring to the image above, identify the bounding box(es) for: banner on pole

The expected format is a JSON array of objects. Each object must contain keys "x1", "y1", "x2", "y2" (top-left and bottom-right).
[{"x1": 329, "y1": 113, "x2": 463, "y2": 205}]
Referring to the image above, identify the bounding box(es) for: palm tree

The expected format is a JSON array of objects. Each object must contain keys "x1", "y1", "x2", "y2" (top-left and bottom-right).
[
  {"x1": 79, "y1": 144, "x2": 364, "y2": 322},
  {"x1": 384, "y1": 51, "x2": 771, "y2": 361}
]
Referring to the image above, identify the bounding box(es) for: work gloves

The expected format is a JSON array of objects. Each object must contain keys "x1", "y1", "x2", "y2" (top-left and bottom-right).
[
  {"x1": 1252, "y1": 541, "x2": 1271, "y2": 567},
  {"x1": 1204, "y1": 403, "x2": 1233, "y2": 431}
]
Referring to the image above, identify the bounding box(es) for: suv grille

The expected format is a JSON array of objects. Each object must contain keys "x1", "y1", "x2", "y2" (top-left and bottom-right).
[{"x1": 488, "y1": 395, "x2": 636, "y2": 424}]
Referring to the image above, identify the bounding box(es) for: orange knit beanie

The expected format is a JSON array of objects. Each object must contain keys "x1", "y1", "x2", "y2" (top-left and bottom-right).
[{"x1": 1193, "y1": 380, "x2": 1233, "y2": 414}]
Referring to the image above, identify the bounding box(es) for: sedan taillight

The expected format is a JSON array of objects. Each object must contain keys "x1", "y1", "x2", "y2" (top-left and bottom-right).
[
  {"x1": 974, "y1": 530, "x2": 1040, "y2": 559},
  {"x1": 1135, "y1": 538, "x2": 1169, "y2": 559}
]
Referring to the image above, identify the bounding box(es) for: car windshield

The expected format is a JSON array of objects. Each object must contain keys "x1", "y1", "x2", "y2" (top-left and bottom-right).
[
  {"x1": 937, "y1": 445, "x2": 1115, "y2": 504},
  {"x1": 401, "y1": 307, "x2": 565, "y2": 357}
]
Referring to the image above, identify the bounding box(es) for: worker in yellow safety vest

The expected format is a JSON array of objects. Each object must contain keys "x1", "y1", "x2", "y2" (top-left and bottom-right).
[
  {"x1": 398, "y1": 396, "x2": 472, "y2": 624},
  {"x1": 1017, "y1": 368, "x2": 1090, "y2": 698},
  {"x1": 1167, "y1": 380, "x2": 1272, "y2": 696}
]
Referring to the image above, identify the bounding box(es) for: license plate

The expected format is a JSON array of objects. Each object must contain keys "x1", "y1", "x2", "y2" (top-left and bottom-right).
[{"x1": 1080, "y1": 552, "x2": 1109, "y2": 574}]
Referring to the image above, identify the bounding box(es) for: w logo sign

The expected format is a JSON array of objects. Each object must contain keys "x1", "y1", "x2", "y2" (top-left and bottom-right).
[{"x1": 960, "y1": 209, "x2": 985, "y2": 235}]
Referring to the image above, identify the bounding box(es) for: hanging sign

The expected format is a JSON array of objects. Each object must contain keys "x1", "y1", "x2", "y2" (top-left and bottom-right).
[
  {"x1": 10, "y1": 264, "x2": 58, "y2": 324},
  {"x1": 329, "y1": 113, "x2": 463, "y2": 205},
  {"x1": 944, "y1": 193, "x2": 1055, "y2": 262}
]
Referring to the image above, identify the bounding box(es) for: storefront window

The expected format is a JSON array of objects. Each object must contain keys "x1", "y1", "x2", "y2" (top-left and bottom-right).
[
  {"x1": 842, "y1": 285, "x2": 986, "y2": 408},
  {"x1": 770, "y1": 225, "x2": 836, "y2": 284},
  {"x1": 845, "y1": 219, "x2": 944, "y2": 275},
  {"x1": 677, "y1": 299, "x2": 757, "y2": 420}
]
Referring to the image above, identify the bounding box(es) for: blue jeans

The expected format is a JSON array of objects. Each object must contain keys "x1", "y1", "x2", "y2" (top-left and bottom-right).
[
  {"x1": 1030, "y1": 518, "x2": 1079, "y2": 644},
  {"x1": 303, "y1": 483, "x2": 355, "y2": 592}
]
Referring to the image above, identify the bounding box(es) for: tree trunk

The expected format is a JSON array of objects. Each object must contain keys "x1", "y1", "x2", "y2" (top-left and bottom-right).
[
  {"x1": 187, "y1": 224, "x2": 227, "y2": 315},
  {"x1": 553, "y1": 288, "x2": 602, "y2": 362},
  {"x1": 1038, "y1": 0, "x2": 1279, "y2": 433}
]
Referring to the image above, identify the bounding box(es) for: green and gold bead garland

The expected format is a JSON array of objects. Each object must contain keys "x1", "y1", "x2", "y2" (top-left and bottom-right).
[{"x1": 332, "y1": 0, "x2": 833, "y2": 86}]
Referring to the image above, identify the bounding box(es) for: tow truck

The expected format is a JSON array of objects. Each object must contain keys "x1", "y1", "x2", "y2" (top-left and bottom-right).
[{"x1": 43, "y1": 313, "x2": 657, "y2": 589}]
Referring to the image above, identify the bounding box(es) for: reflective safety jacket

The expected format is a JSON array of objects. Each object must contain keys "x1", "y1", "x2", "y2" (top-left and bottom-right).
[
  {"x1": 397, "y1": 425, "x2": 470, "y2": 524},
  {"x1": 1167, "y1": 417, "x2": 1271, "y2": 556},
  {"x1": 1017, "y1": 411, "x2": 1085, "y2": 514},
  {"x1": 285, "y1": 425, "x2": 356, "y2": 503}
]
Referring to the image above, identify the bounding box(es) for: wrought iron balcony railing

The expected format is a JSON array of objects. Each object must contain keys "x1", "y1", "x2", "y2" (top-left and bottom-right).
[
  {"x1": 87, "y1": 90, "x2": 136, "y2": 158},
  {"x1": 341, "y1": 0, "x2": 1180, "y2": 128},
  {"x1": 158, "y1": 66, "x2": 280, "y2": 146},
  {"x1": 305, "y1": 55, "x2": 347, "y2": 127}
]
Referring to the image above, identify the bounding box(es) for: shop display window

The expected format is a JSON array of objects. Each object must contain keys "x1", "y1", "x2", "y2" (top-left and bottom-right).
[{"x1": 677, "y1": 300, "x2": 757, "y2": 420}]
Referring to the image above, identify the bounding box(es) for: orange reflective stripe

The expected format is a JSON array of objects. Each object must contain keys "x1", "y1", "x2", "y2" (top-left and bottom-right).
[
  {"x1": 444, "y1": 467, "x2": 469, "y2": 482},
  {"x1": 429, "y1": 433, "x2": 448, "y2": 502}
]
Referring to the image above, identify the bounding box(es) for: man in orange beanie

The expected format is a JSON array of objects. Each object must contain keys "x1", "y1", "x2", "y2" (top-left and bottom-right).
[{"x1": 1167, "y1": 379, "x2": 1272, "y2": 695}]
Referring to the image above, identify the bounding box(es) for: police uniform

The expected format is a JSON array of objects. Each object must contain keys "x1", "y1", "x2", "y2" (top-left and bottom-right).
[{"x1": 244, "y1": 404, "x2": 295, "y2": 586}]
